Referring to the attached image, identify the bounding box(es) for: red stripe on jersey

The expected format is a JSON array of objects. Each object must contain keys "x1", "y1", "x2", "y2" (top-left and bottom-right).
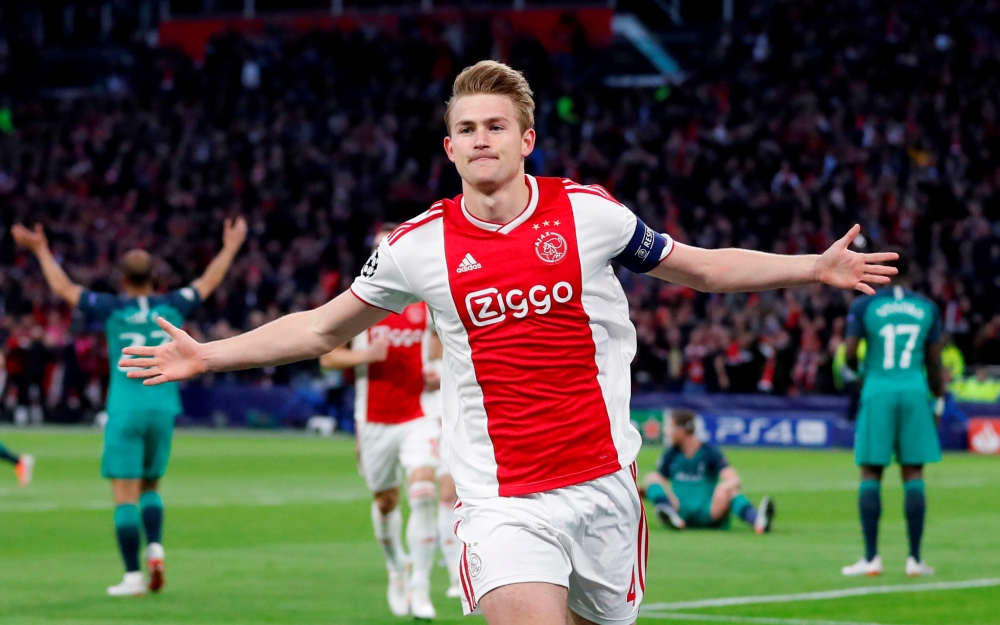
[
  {"x1": 460, "y1": 544, "x2": 476, "y2": 610},
  {"x1": 361, "y1": 303, "x2": 427, "y2": 424},
  {"x1": 638, "y1": 506, "x2": 647, "y2": 591},
  {"x1": 444, "y1": 177, "x2": 620, "y2": 496},
  {"x1": 629, "y1": 462, "x2": 648, "y2": 592},
  {"x1": 565, "y1": 187, "x2": 624, "y2": 207},
  {"x1": 387, "y1": 208, "x2": 443, "y2": 245},
  {"x1": 563, "y1": 180, "x2": 621, "y2": 205}
]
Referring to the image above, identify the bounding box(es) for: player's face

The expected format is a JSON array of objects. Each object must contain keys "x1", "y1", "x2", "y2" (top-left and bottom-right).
[
  {"x1": 443, "y1": 94, "x2": 535, "y2": 192},
  {"x1": 668, "y1": 418, "x2": 686, "y2": 445}
]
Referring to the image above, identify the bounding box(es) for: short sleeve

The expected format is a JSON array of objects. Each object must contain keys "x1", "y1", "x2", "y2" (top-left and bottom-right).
[
  {"x1": 566, "y1": 185, "x2": 674, "y2": 273},
  {"x1": 350, "y1": 240, "x2": 420, "y2": 314},
  {"x1": 707, "y1": 446, "x2": 730, "y2": 476},
  {"x1": 845, "y1": 296, "x2": 870, "y2": 339},
  {"x1": 165, "y1": 286, "x2": 202, "y2": 319},
  {"x1": 77, "y1": 291, "x2": 118, "y2": 322},
  {"x1": 656, "y1": 447, "x2": 678, "y2": 479},
  {"x1": 926, "y1": 302, "x2": 942, "y2": 344}
]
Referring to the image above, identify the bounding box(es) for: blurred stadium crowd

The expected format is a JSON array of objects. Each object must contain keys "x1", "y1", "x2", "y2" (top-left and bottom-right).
[{"x1": 2, "y1": 0, "x2": 1000, "y2": 421}]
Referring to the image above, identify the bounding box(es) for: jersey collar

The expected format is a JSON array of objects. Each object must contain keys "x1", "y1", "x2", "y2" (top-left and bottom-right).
[{"x1": 460, "y1": 174, "x2": 539, "y2": 235}]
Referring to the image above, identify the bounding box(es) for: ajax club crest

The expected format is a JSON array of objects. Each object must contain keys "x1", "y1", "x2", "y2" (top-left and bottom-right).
[{"x1": 534, "y1": 231, "x2": 567, "y2": 264}]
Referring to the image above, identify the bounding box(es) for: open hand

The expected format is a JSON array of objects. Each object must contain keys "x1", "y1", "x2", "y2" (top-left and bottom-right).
[
  {"x1": 815, "y1": 225, "x2": 898, "y2": 295},
  {"x1": 223, "y1": 217, "x2": 248, "y2": 251},
  {"x1": 11, "y1": 224, "x2": 49, "y2": 254},
  {"x1": 119, "y1": 317, "x2": 207, "y2": 385}
]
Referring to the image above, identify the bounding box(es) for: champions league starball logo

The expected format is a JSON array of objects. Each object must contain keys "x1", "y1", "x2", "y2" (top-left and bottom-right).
[
  {"x1": 534, "y1": 231, "x2": 567, "y2": 264},
  {"x1": 361, "y1": 249, "x2": 379, "y2": 278}
]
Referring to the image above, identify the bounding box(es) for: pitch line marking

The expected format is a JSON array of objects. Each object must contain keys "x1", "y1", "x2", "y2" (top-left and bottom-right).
[
  {"x1": 642, "y1": 612, "x2": 909, "y2": 625},
  {"x1": 641, "y1": 578, "x2": 1000, "y2": 611}
]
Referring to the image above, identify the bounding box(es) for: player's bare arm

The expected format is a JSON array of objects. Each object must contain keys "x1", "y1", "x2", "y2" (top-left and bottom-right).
[
  {"x1": 643, "y1": 472, "x2": 681, "y2": 510},
  {"x1": 11, "y1": 224, "x2": 84, "y2": 306},
  {"x1": 925, "y1": 341, "x2": 945, "y2": 399},
  {"x1": 650, "y1": 225, "x2": 898, "y2": 296},
  {"x1": 191, "y1": 217, "x2": 248, "y2": 300},
  {"x1": 121, "y1": 291, "x2": 389, "y2": 386},
  {"x1": 719, "y1": 466, "x2": 742, "y2": 490},
  {"x1": 319, "y1": 339, "x2": 390, "y2": 370}
]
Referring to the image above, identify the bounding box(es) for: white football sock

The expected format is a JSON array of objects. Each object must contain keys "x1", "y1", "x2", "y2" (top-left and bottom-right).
[
  {"x1": 406, "y1": 481, "x2": 438, "y2": 589},
  {"x1": 438, "y1": 501, "x2": 462, "y2": 587},
  {"x1": 371, "y1": 501, "x2": 405, "y2": 571}
]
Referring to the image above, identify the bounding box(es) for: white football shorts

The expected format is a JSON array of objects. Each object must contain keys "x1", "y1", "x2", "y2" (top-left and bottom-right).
[
  {"x1": 454, "y1": 464, "x2": 647, "y2": 625},
  {"x1": 357, "y1": 416, "x2": 441, "y2": 493}
]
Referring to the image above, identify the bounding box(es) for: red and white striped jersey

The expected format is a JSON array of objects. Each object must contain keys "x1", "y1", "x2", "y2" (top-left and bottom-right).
[
  {"x1": 353, "y1": 303, "x2": 427, "y2": 426},
  {"x1": 351, "y1": 175, "x2": 673, "y2": 498}
]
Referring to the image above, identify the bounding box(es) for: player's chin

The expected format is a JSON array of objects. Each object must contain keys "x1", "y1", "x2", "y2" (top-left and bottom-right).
[{"x1": 468, "y1": 166, "x2": 517, "y2": 190}]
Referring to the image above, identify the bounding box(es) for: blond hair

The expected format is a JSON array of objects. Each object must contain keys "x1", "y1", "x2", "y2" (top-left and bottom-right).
[{"x1": 444, "y1": 60, "x2": 535, "y2": 134}]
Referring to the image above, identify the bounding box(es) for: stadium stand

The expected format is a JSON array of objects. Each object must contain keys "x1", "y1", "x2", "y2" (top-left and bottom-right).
[{"x1": 2, "y1": 1, "x2": 1000, "y2": 423}]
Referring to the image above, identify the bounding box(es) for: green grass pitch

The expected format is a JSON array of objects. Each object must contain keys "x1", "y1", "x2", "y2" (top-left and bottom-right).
[{"x1": 1, "y1": 427, "x2": 998, "y2": 625}]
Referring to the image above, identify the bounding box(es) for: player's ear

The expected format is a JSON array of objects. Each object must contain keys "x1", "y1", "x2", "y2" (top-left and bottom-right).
[
  {"x1": 521, "y1": 128, "x2": 536, "y2": 158},
  {"x1": 443, "y1": 136, "x2": 456, "y2": 163}
]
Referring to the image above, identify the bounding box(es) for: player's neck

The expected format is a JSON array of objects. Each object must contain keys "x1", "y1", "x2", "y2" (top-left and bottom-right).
[
  {"x1": 462, "y1": 172, "x2": 530, "y2": 226},
  {"x1": 122, "y1": 285, "x2": 154, "y2": 297}
]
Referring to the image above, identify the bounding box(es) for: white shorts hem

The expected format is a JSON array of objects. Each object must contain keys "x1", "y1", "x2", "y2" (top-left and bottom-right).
[
  {"x1": 569, "y1": 603, "x2": 641, "y2": 625},
  {"x1": 462, "y1": 574, "x2": 569, "y2": 616}
]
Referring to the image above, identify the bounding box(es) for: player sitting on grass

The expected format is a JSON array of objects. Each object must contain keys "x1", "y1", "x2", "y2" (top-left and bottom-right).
[
  {"x1": 0, "y1": 440, "x2": 33, "y2": 486},
  {"x1": 12, "y1": 218, "x2": 246, "y2": 597},
  {"x1": 643, "y1": 410, "x2": 774, "y2": 533}
]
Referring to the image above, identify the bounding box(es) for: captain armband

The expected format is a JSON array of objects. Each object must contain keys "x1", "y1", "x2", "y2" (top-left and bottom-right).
[{"x1": 613, "y1": 217, "x2": 672, "y2": 273}]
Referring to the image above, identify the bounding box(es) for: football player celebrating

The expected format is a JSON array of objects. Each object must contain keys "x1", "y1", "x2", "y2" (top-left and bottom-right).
[{"x1": 120, "y1": 61, "x2": 896, "y2": 625}]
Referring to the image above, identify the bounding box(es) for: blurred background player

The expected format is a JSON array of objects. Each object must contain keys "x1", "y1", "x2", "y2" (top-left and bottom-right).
[
  {"x1": 11, "y1": 218, "x2": 247, "y2": 596},
  {"x1": 0, "y1": 438, "x2": 33, "y2": 486},
  {"x1": 842, "y1": 254, "x2": 945, "y2": 577},
  {"x1": 319, "y1": 224, "x2": 441, "y2": 620},
  {"x1": 420, "y1": 329, "x2": 463, "y2": 600},
  {"x1": 643, "y1": 409, "x2": 775, "y2": 534}
]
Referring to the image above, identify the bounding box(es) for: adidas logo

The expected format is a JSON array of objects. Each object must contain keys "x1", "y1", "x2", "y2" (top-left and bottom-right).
[{"x1": 456, "y1": 253, "x2": 482, "y2": 273}]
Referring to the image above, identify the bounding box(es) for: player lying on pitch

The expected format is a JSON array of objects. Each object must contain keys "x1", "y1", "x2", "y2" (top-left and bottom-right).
[
  {"x1": 642, "y1": 410, "x2": 774, "y2": 533},
  {"x1": 117, "y1": 61, "x2": 896, "y2": 625},
  {"x1": 0, "y1": 439, "x2": 33, "y2": 487}
]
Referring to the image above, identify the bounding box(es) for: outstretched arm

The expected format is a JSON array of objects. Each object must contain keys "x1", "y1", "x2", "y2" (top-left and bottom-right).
[
  {"x1": 121, "y1": 291, "x2": 390, "y2": 385},
  {"x1": 650, "y1": 225, "x2": 898, "y2": 295},
  {"x1": 11, "y1": 224, "x2": 84, "y2": 306},
  {"x1": 319, "y1": 340, "x2": 389, "y2": 370},
  {"x1": 191, "y1": 217, "x2": 248, "y2": 300}
]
